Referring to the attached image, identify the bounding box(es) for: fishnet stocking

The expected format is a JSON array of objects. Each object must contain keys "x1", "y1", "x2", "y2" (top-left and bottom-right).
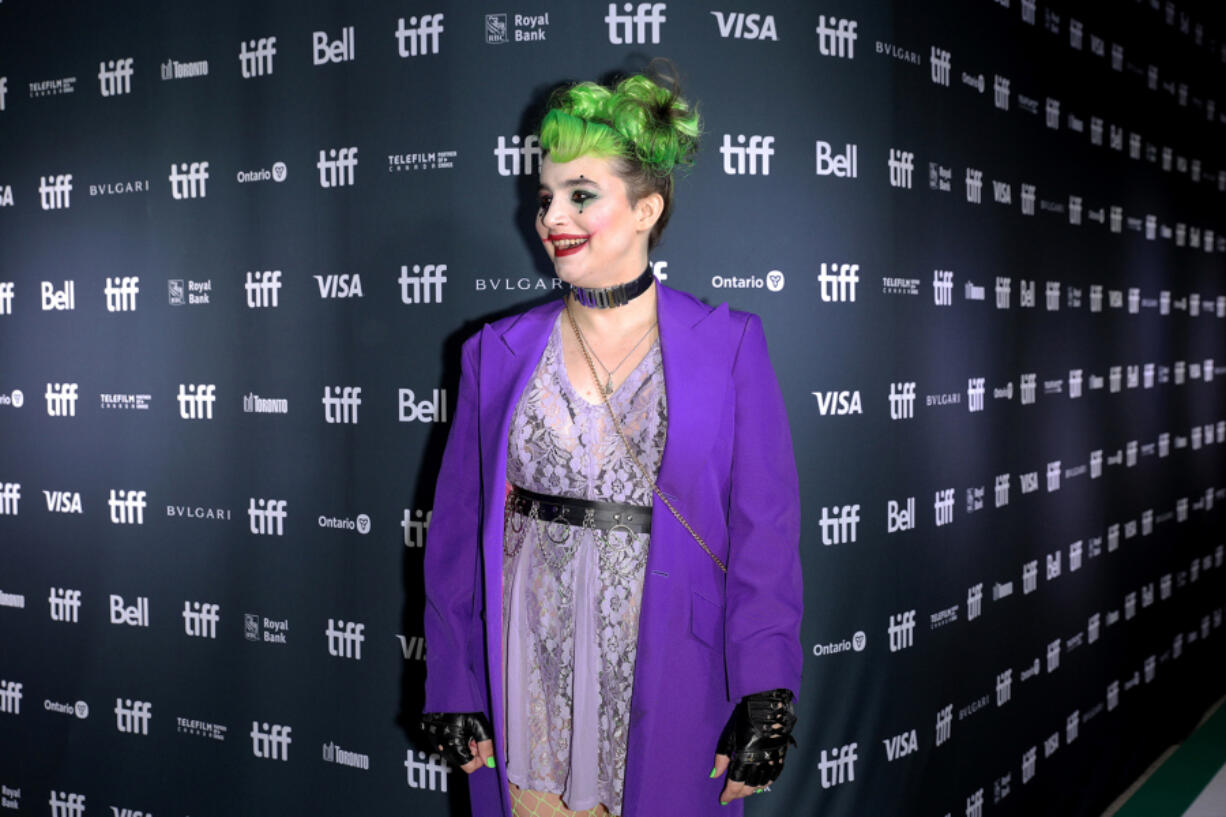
[{"x1": 510, "y1": 784, "x2": 614, "y2": 817}]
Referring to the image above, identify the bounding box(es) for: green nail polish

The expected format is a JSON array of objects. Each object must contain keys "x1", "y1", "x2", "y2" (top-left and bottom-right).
[
  {"x1": 709, "y1": 765, "x2": 719, "y2": 778},
  {"x1": 756, "y1": 789, "x2": 763, "y2": 794},
  {"x1": 720, "y1": 801, "x2": 728, "y2": 806},
  {"x1": 486, "y1": 757, "x2": 496, "y2": 768}
]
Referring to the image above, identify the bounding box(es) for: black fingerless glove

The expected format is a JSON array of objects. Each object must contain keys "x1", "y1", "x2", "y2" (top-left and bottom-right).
[
  {"x1": 716, "y1": 688, "x2": 798, "y2": 787},
  {"x1": 421, "y1": 711, "x2": 494, "y2": 768}
]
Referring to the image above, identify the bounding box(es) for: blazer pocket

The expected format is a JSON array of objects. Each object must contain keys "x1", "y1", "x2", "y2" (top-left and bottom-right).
[{"x1": 690, "y1": 591, "x2": 725, "y2": 651}]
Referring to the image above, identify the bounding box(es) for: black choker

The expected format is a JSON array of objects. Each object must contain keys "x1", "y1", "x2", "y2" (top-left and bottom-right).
[{"x1": 568, "y1": 265, "x2": 655, "y2": 309}]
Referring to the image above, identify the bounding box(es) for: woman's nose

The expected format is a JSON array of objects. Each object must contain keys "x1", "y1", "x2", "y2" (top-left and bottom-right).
[{"x1": 543, "y1": 200, "x2": 567, "y2": 226}]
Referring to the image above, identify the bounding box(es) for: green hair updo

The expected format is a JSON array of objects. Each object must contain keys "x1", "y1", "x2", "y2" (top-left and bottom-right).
[{"x1": 538, "y1": 68, "x2": 701, "y2": 250}]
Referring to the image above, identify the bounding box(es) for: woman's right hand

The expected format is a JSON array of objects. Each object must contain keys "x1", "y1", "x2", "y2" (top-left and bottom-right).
[{"x1": 421, "y1": 711, "x2": 496, "y2": 774}]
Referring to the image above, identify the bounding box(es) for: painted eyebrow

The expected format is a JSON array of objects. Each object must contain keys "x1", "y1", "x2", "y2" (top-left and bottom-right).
[{"x1": 538, "y1": 177, "x2": 601, "y2": 193}]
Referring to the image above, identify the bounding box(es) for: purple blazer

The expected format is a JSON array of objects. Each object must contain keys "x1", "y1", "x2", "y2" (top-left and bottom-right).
[{"x1": 423, "y1": 282, "x2": 802, "y2": 817}]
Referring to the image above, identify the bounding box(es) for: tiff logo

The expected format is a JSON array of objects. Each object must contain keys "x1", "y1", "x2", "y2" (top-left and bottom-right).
[
  {"x1": 996, "y1": 669, "x2": 1012, "y2": 705},
  {"x1": 245, "y1": 270, "x2": 282, "y2": 308},
  {"x1": 249, "y1": 498, "x2": 288, "y2": 536},
  {"x1": 169, "y1": 162, "x2": 209, "y2": 199},
  {"x1": 605, "y1": 3, "x2": 666, "y2": 44},
  {"x1": 323, "y1": 386, "x2": 362, "y2": 424},
  {"x1": 993, "y1": 75, "x2": 1010, "y2": 110},
  {"x1": 888, "y1": 610, "x2": 916, "y2": 652},
  {"x1": 39, "y1": 174, "x2": 73, "y2": 209},
  {"x1": 109, "y1": 489, "x2": 147, "y2": 525},
  {"x1": 0, "y1": 483, "x2": 21, "y2": 515},
  {"x1": 183, "y1": 601, "x2": 220, "y2": 638},
  {"x1": 49, "y1": 792, "x2": 86, "y2": 817},
  {"x1": 994, "y1": 474, "x2": 1010, "y2": 507},
  {"x1": 1066, "y1": 711, "x2": 1079, "y2": 743},
  {"x1": 817, "y1": 262, "x2": 858, "y2": 302},
  {"x1": 818, "y1": 742, "x2": 858, "y2": 788},
  {"x1": 1046, "y1": 638, "x2": 1060, "y2": 672},
  {"x1": 0, "y1": 76, "x2": 6, "y2": 111},
  {"x1": 1069, "y1": 195, "x2": 1082, "y2": 225},
  {"x1": 1019, "y1": 374, "x2": 1036, "y2": 405},
  {"x1": 1044, "y1": 281, "x2": 1060, "y2": 311},
  {"x1": 1022, "y1": 746, "x2": 1037, "y2": 783},
  {"x1": 45, "y1": 383, "x2": 79, "y2": 417},
  {"x1": 1069, "y1": 369, "x2": 1082, "y2": 399},
  {"x1": 967, "y1": 378, "x2": 985, "y2": 412},
  {"x1": 935, "y1": 705, "x2": 952, "y2": 747},
  {"x1": 318, "y1": 147, "x2": 358, "y2": 188},
  {"x1": 178, "y1": 384, "x2": 216, "y2": 419},
  {"x1": 251, "y1": 721, "x2": 292, "y2": 760},
  {"x1": 0, "y1": 281, "x2": 12, "y2": 314},
  {"x1": 889, "y1": 382, "x2": 916, "y2": 420},
  {"x1": 965, "y1": 168, "x2": 983, "y2": 204},
  {"x1": 494, "y1": 135, "x2": 541, "y2": 176},
  {"x1": 104, "y1": 276, "x2": 140, "y2": 311},
  {"x1": 1022, "y1": 560, "x2": 1037, "y2": 594},
  {"x1": 815, "y1": 15, "x2": 856, "y2": 59},
  {"x1": 1046, "y1": 460, "x2": 1061, "y2": 492},
  {"x1": 996, "y1": 276, "x2": 1011, "y2": 309},
  {"x1": 1045, "y1": 97, "x2": 1060, "y2": 129},
  {"x1": 933, "y1": 270, "x2": 953, "y2": 305},
  {"x1": 819, "y1": 504, "x2": 860, "y2": 545},
  {"x1": 406, "y1": 750, "x2": 452, "y2": 791},
  {"x1": 326, "y1": 618, "x2": 365, "y2": 659},
  {"x1": 930, "y1": 47, "x2": 951, "y2": 85},
  {"x1": 239, "y1": 36, "x2": 277, "y2": 77},
  {"x1": 934, "y1": 489, "x2": 954, "y2": 527},
  {"x1": 403, "y1": 509, "x2": 432, "y2": 548},
  {"x1": 400, "y1": 264, "x2": 447, "y2": 304},
  {"x1": 1020, "y1": 183, "x2": 1035, "y2": 215},
  {"x1": 0, "y1": 680, "x2": 23, "y2": 714},
  {"x1": 967, "y1": 583, "x2": 983, "y2": 621},
  {"x1": 1107, "y1": 680, "x2": 1119, "y2": 711},
  {"x1": 115, "y1": 698, "x2": 152, "y2": 734},
  {"x1": 49, "y1": 588, "x2": 82, "y2": 622},
  {"x1": 397, "y1": 14, "x2": 445, "y2": 56},
  {"x1": 98, "y1": 58, "x2": 134, "y2": 96},
  {"x1": 720, "y1": 134, "x2": 774, "y2": 175},
  {"x1": 888, "y1": 149, "x2": 914, "y2": 189},
  {"x1": 967, "y1": 788, "x2": 984, "y2": 817}
]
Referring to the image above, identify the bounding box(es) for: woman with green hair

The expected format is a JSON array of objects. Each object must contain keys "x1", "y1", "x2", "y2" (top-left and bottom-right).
[{"x1": 422, "y1": 66, "x2": 803, "y2": 817}]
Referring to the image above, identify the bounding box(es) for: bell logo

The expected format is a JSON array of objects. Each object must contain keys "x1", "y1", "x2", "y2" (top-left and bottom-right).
[
  {"x1": 720, "y1": 134, "x2": 774, "y2": 175},
  {"x1": 110, "y1": 594, "x2": 150, "y2": 627},
  {"x1": 108, "y1": 489, "x2": 147, "y2": 525},
  {"x1": 888, "y1": 149, "x2": 914, "y2": 188},
  {"x1": 114, "y1": 698, "x2": 152, "y2": 734},
  {"x1": 815, "y1": 15, "x2": 856, "y2": 58},
  {"x1": 183, "y1": 601, "x2": 220, "y2": 638},
  {"x1": 494, "y1": 135, "x2": 541, "y2": 176},
  {"x1": 313, "y1": 27, "x2": 355, "y2": 64},
  {"x1": 105, "y1": 276, "x2": 140, "y2": 312},
  {"x1": 711, "y1": 12, "x2": 776, "y2": 40},
  {"x1": 930, "y1": 47, "x2": 951, "y2": 86},
  {"x1": 818, "y1": 504, "x2": 859, "y2": 545},
  {"x1": 251, "y1": 722, "x2": 293, "y2": 761},
  {"x1": 315, "y1": 273, "x2": 364, "y2": 298},
  {"x1": 45, "y1": 383, "x2": 79, "y2": 417},
  {"x1": 169, "y1": 162, "x2": 209, "y2": 199},
  {"x1": 887, "y1": 497, "x2": 915, "y2": 533},
  {"x1": 239, "y1": 36, "x2": 277, "y2": 77},
  {"x1": 49, "y1": 792, "x2": 86, "y2": 817},
  {"x1": 396, "y1": 14, "x2": 445, "y2": 56},
  {"x1": 248, "y1": 498, "x2": 288, "y2": 536},
  {"x1": 817, "y1": 263, "x2": 858, "y2": 302},
  {"x1": 318, "y1": 147, "x2": 358, "y2": 188},
  {"x1": 815, "y1": 141, "x2": 857, "y2": 178},
  {"x1": 399, "y1": 388, "x2": 449, "y2": 423},
  {"x1": 39, "y1": 174, "x2": 73, "y2": 209},
  {"x1": 812, "y1": 390, "x2": 861, "y2": 416},
  {"x1": 605, "y1": 3, "x2": 666, "y2": 44},
  {"x1": 98, "y1": 58, "x2": 134, "y2": 96}
]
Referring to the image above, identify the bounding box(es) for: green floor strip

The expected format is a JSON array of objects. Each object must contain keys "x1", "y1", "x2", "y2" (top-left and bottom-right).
[{"x1": 1114, "y1": 703, "x2": 1226, "y2": 817}]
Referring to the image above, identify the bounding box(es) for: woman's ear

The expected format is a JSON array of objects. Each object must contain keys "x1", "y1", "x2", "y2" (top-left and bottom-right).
[{"x1": 634, "y1": 192, "x2": 665, "y2": 234}]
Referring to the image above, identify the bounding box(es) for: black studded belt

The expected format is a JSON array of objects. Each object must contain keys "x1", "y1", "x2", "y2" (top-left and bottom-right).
[{"x1": 507, "y1": 485, "x2": 652, "y2": 534}]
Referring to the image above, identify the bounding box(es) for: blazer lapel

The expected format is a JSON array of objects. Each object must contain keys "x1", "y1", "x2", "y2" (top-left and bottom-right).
[{"x1": 655, "y1": 283, "x2": 732, "y2": 504}]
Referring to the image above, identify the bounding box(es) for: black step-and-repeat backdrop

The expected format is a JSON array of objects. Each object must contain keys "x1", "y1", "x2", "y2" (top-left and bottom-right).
[{"x1": 2, "y1": 1, "x2": 1225, "y2": 815}]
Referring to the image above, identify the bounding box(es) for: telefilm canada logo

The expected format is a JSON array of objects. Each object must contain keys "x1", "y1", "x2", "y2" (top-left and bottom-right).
[{"x1": 388, "y1": 150, "x2": 456, "y2": 172}]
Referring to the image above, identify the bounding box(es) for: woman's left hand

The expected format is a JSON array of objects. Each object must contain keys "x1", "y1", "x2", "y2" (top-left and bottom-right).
[{"x1": 709, "y1": 688, "x2": 797, "y2": 804}]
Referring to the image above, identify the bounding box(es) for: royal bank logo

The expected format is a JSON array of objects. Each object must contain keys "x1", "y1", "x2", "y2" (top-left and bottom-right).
[
  {"x1": 168, "y1": 278, "x2": 212, "y2": 305},
  {"x1": 169, "y1": 162, "x2": 208, "y2": 199},
  {"x1": 49, "y1": 588, "x2": 82, "y2": 622},
  {"x1": 39, "y1": 174, "x2": 73, "y2": 209},
  {"x1": 318, "y1": 147, "x2": 358, "y2": 188},
  {"x1": 29, "y1": 77, "x2": 77, "y2": 98},
  {"x1": 326, "y1": 618, "x2": 365, "y2": 659},
  {"x1": 108, "y1": 490, "x2": 147, "y2": 525},
  {"x1": 239, "y1": 36, "x2": 278, "y2": 77},
  {"x1": 928, "y1": 161, "x2": 951, "y2": 192},
  {"x1": 48, "y1": 792, "x2": 85, "y2": 817},
  {"x1": 817, "y1": 263, "x2": 857, "y2": 302},
  {"x1": 720, "y1": 134, "x2": 774, "y2": 175},
  {"x1": 888, "y1": 149, "x2": 915, "y2": 189},
  {"x1": 815, "y1": 14, "x2": 856, "y2": 58},
  {"x1": 245, "y1": 271, "x2": 282, "y2": 308},
  {"x1": 965, "y1": 168, "x2": 983, "y2": 204},
  {"x1": 41, "y1": 280, "x2": 76, "y2": 310},
  {"x1": 0, "y1": 680, "x2": 22, "y2": 714},
  {"x1": 161, "y1": 58, "x2": 209, "y2": 80},
  {"x1": 819, "y1": 504, "x2": 860, "y2": 545},
  {"x1": 406, "y1": 750, "x2": 453, "y2": 790},
  {"x1": 816, "y1": 141, "x2": 857, "y2": 178},
  {"x1": 818, "y1": 743, "x2": 858, "y2": 788},
  {"x1": 98, "y1": 58, "x2": 134, "y2": 97},
  {"x1": 45, "y1": 383, "x2": 79, "y2": 417},
  {"x1": 248, "y1": 498, "x2": 288, "y2": 536},
  {"x1": 494, "y1": 135, "x2": 541, "y2": 176},
  {"x1": 114, "y1": 698, "x2": 151, "y2": 735},
  {"x1": 930, "y1": 46, "x2": 951, "y2": 86},
  {"x1": 313, "y1": 26, "x2": 355, "y2": 65},
  {"x1": 104, "y1": 276, "x2": 140, "y2": 312},
  {"x1": 251, "y1": 721, "x2": 292, "y2": 760},
  {"x1": 183, "y1": 601, "x2": 220, "y2": 638},
  {"x1": 888, "y1": 610, "x2": 916, "y2": 652},
  {"x1": 485, "y1": 13, "x2": 552, "y2": 43}
]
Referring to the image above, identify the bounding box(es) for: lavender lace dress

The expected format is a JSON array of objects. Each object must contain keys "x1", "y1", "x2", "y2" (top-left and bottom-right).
[{"x1": 502, "y1": 314, "x2": 667, "y2": 815}]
